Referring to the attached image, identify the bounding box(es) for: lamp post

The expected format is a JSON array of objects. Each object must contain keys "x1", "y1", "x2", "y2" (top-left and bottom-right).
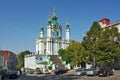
[
  {"x1": 90, "y1": 37, "x2": 97, "y2": 69},
  {"x1": 93, "y1": 56, "x2": 95, "y2": 69}
]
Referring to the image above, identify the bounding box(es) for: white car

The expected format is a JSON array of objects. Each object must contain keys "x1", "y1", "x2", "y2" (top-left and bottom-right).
[
  {"x1": 74, "y1": 68, "x2": 86, "y2": 76},
  {"x1": 86, "y1": 68, "x2": 97, "y2": 76}
]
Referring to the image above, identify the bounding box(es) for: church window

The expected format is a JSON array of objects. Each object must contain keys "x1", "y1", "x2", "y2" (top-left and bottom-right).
[
  {"x1": 39, "y1": 57, "x2": 42, "y2": 61},
  {"x1": 59, "y1": 42, "x2": 61, "y2": 49},
  {"x1": 57, "y1": 31, "x2": 59, "y2": 36},
  {"x1": 44, "y1": 49, "x2": 46, "y2": 53}
]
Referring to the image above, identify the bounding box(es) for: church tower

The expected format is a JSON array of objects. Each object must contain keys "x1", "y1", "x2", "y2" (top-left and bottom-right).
[
  {"x1": 66, "y1": 20, "x2": 70, "y2": 42},
  {"x1": 36, "y1": 25, "x2": 45, "y2": 54},
  {"x1": 40, "y1": 24, "x2": 44, "y2": 38},
  {"x1": 36, "y1": 9, "x2": 70, "y2": 55}
]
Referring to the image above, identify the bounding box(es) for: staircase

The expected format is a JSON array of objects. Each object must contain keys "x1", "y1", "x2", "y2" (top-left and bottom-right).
[{"x1": 49, "y1": 55, "x2": 65, "y2": 69}]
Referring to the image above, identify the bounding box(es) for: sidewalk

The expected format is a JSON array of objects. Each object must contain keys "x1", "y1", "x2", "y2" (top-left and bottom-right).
[{"x1": 114, "y1": 70, "x2": 120, "y2": 75}]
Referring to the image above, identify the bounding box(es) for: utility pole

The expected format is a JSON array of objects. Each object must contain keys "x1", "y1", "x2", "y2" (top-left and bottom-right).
[{"x1": 93, "y1": 56, "x2": 95, "y2": 69}]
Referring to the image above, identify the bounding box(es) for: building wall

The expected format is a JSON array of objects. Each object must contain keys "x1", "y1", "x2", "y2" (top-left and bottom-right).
[
  {"x1": 36, "y1": 26, "x2": 70, "y2": 55},
  {"x1": 9, "y1": 52, "x2": 17, "y2": 70},
  {"x1": 24, "y1": 55, "x2": 36, "y2": 69},
  {"x1": 0, "y1": 54, "x2": 5, "y2": 69},
  {"x1": 99, "y1": 18, "x2": 120, "y2": 33},
  {"x1": 115, "y1": 24, "x2": 120, "y2": 32},
  {"x1": 99, "y1": 18, "x2": 110, "y2": 25},
  {"x1": 24, "y1": 54, "x2": 49, "y2": 70},
  {"x1": 0, "y1": 50, "x2": 16, "y2": 70}
]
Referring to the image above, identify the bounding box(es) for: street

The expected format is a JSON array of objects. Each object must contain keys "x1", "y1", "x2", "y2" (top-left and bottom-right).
[{"x1": 8, "y1": 70, "x2": 120, "y2": 80}]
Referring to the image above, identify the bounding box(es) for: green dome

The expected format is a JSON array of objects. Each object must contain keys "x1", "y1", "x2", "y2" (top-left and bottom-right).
[
  {"x1": 51, "y1": 20, "x2": 57, "y2": 25},
  {"x1": 40, "y1": 25, "x2": 44, "y2": 32},
  {"x1": 66, "y1": 19, "x2": 70, "y2": 29},
  {"x1": 51, "y1": 8, "x2": 58, "y2": 25},
  {"x1": 66, "y1": 25, "x2": 69, "y2": 29},
  {"x1": 40, "y1": 27, "x2": 44, "y2": 32}
]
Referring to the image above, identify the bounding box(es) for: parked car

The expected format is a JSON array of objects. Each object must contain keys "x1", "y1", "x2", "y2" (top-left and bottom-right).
[
  {"x1": 0, "y1": 69, "x2": 8, "y2": 80},
  {"x1": 98, "y1": 67, "x2": 114, "y2": 77},
  {"x1": 74, "y1": 68, "x2": 86, "y2": 76},
  {"x1": 54, "y1": 69, "x2": 68, "y2": 75},
  {"x1": 28, "y1": 70, "x2": 34, "y2": 74},
  {"x1": 86, "y1": 68, "x2": 97, "y2": 76},
  {"x1": 0, "y1": 70, "x2": 2, "y2": 80},
  {"x1": 44, "y1": 69, "x2": 51, "y2": 74},
  {"x1": 8, "y1": 70, "x2": 19, "y2": 79}
]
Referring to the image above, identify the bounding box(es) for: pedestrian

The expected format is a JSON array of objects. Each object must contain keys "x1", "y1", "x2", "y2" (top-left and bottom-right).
[
  {"x1": 1, "y1": 70, "x2": 4, "y2": 80},
  {"x1": 0, "y1": 71, "x2": 2, "y2": 80},
  {"x1": 55, "y1": 65, "x2": 59, "y2": 70}
]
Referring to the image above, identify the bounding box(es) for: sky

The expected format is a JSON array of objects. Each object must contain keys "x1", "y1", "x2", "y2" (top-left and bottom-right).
[{"x1": 0, "y1": 0, "x2": 120, "y2": 53}]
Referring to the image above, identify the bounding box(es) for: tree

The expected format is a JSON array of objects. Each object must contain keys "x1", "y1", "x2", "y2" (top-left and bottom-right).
[
  {"x1": 36, "y1": 67, "x2": 41, "y2": 72},
  {"x1": 17, "y1": 50, "x2": 31, "y2": 70},
  {"x1": 82, "y1": 21, "x2": 120, "y2": 65},
  {"x1": 82, "y1": 21, "x2": 103, "y2": 64},
  {"x1": 58, "y1": 41, "x2": 85, "y2": 67},
  {"x1": 94, "y1": 26, "x2": 120, "y2": 64},
  {"x1": 58, "y1": 49, "x2": 67, "y2": 61}
]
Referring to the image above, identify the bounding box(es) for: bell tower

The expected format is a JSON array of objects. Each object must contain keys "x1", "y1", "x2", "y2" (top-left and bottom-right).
[
  {"x1": 66, "y1": 19, "x2": 70, "y2": 42},
  {"x1": 39, "y1": 24, "x2": 44, "y2": 38}
]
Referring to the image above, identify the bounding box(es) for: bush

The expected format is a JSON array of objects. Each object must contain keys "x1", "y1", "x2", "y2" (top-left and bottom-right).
[
  {"x1": 36, "y1": 67, "x2": 40, "y2": 72},
  {"x1": 48, "y1": 66, "x2": 52, "y2": 70}
]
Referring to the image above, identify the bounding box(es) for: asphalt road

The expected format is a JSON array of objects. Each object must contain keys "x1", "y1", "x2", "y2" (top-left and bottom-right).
[{"x1": 9, "y1": 70, "x2": 120, "y2": 80}]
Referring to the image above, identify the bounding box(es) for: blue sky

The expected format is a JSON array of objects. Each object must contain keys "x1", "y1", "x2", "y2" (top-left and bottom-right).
[{"x1": 0, "y1": 0, "x2": 120, "y2": 53}]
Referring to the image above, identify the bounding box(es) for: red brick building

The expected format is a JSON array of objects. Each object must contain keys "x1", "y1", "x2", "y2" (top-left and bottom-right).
[
  {"x1": 99, "y1": 18, "x2": 120, "y2": 32},
  {"x1": 0, "y1": 50, "x2": 17, "y2": 70},
  {"x1": 99, "y1": 18, "x2": 110, "y2": 26}
]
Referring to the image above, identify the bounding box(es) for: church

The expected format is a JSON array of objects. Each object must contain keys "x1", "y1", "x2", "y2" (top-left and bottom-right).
[
  {"x1": 24, "y1": 9, "x2": 71, "y2": 72},
  {"x1": 36, "y1": 9, "x2": 70, "y2": 55}
]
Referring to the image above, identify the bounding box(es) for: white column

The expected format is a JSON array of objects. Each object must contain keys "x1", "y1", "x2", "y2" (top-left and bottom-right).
[
  {"x1": 40, "y1": 31, "x2": 44, "y2": 38},
  {"x1": 57, "y1": 41, "x2": 59, "y2": 52},
  {"x1": 55, "y1": 41, "x2": 58, "y2": 55},
  {"x1": 46, "y1": 41, "x2": 48, "y2": 54},
  {"x1": 40, "y1": 41, "x2": 44, "y2": 54},
  {"x1": 66, "y1": 29, "x2": 70, "y2": 41},
  {"x1": 39, "y1": 42, "x2": 42, "y2": 54},
  {"x1": 47, "y1": 26, "x2": 52, "y2": 37},
  {"x1": 36, "y1": 40, "x2": 38, "y2": 54},
  {"x1": 50, "y1": 41, "x2": 53, "y2": 55},
  {"x1": 47, "y1": 41, "x2": 51, "y2": 55}
]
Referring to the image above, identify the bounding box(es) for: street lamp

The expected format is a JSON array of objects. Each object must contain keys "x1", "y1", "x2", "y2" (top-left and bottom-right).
[{"x1": 93, "y1": 56, "x2": 96, "y2": 69}]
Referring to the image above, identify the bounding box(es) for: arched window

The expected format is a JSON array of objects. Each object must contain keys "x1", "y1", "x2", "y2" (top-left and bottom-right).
[{"x1": 57, "y1": 31, "x2": 59, "y2": 36}]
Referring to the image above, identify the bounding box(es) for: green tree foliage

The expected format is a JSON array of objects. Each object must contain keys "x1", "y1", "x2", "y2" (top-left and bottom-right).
[
  {"x1": 82, "y1": 21, "x2": 120, "y2": 65},
  {"x1": 58, "y1": 41, "x2": 86, "y2": 67},
  {"x1": 17, "y1": 50, "x2": 31, "y2": 70},
  {"x1": 95, "y1": 27, "x2": 120, "y2": 64},
  {"x1": 36, "y1": 67, "x2": 41, "y2": 72},
  {"x1": 82, "y1": 21, "x2": 103, "y2": 51},
  {"x1": 82, "y1": 22, "x2": 103, "y2": 63},
  {"x1": 58, "y1": 49, "x2": 67, "y2": 61}
]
